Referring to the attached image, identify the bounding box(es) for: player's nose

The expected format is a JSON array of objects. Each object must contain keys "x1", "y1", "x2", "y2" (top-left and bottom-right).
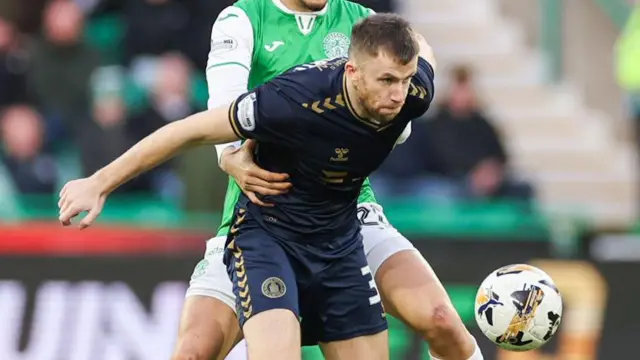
[
  {"x1": 389, "y1": 89, "x2": 405, "y2": 103},
  {"x1": 388, "y1": 84, "x2": 407, "y2": 102}
]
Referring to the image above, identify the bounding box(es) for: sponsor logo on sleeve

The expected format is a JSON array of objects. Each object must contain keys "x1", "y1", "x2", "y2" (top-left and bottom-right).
[
  {"x1": 237, "y1": 93, "x2": 256, "y2": 131},
  {"x1": 210, "y1": 36, "x2": 237, "y2": 55}
]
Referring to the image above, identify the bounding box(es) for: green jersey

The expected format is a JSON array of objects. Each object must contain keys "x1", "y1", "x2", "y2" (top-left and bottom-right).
[{"x1": 206, "y1": 0, "x2": 378, "y2": 236}]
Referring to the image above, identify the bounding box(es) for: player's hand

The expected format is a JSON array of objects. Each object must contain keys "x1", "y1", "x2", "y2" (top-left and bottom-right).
[
  {"x1": 220, "y1": 139, "x2": 291, "y2": 207},
  {"x1": 57, "y1": 177, "x2": 107, "y2": 229}
]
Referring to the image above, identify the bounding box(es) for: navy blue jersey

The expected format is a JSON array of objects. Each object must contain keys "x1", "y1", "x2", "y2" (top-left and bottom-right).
[{"x1": 228, "y1": 57, "x2": 434, "y2": 243}]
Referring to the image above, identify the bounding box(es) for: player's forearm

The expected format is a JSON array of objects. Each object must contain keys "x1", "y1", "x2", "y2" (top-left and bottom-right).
[
  {"x1": 92, "y1": 108, "x2": 238, "y2": 194},
  {"x1": 91, "y1": 122, "x2": 198, "y2": 195}
]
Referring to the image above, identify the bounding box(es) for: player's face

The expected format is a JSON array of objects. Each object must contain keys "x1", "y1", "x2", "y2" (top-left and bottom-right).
[
  {"x1": 298, "y1": 0, "x2": 328, "y2": 11},
  {"x1": 351, "y1": 52, "x2": 418, "y2": 122}
]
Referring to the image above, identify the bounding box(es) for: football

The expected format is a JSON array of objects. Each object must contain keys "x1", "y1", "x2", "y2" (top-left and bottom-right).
[{"x1": 474, "y1": 264, "x2": 563, "y2": 351}]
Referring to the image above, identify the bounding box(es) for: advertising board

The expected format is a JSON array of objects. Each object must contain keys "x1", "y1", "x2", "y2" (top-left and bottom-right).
[{"x1": 0, "y1": 225, "x2": 627, "y2": 359}]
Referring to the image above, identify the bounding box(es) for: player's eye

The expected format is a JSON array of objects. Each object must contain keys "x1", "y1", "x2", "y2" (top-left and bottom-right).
[{"x1": 380, "y1": 78, "x2": 394, "y2": 85}]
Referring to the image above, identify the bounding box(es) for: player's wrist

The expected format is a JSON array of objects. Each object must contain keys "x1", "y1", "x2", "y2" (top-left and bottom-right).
[
  {"x1": 89, "y1": 170, "x2": 115, "y2": 196},
  {"x1": 219, "y1": 144, "x2": 241, "y2": 173}
]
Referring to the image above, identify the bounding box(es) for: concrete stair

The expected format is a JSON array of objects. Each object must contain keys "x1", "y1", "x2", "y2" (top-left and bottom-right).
[{"x1": 399, "y1": 0, "x2": 638, "y2": 227}]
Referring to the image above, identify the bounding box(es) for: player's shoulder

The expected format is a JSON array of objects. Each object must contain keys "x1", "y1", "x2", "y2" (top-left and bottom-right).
[
  {"x1": 231, "y1": 0, "x2": 257, "y2": 11},
  {"x1": 267, "y1": 58, "x2": 347, "y2": 105},
  {"x1": 332, "y1": 0, "x2": 374, "y2": 18},
  {"x1": 402, "y1": 57, "x2": 436, "y2": 119},
  {"x1": 231, "y1": 0, "x2": 268, "y2": 19},
  {"x1": 408, "y1": 57, "x2": 435, "y2": 98},
  {"x1": 281, "y1": 58, "x2": 347, "y2": 87},
  {"x1": 210, "y1": 5, "x2": 254, "y2": 52},
  {"x1": 215, "y1": 4, "x2": 249, "y2": 20},
  {"x1": 231, "y1": 59, "x2": 347, "y2": 137},
  {"x1": 212, "y1": 4, "x2": 251, "y2": 30}
]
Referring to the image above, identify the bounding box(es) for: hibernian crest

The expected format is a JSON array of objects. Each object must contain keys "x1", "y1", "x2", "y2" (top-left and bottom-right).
[
  {"x1": 191, "y1": 259, "x2": 209, "y2": 279},
  {"x1": 323, "y1": 32, "x2": 350, "y2": 58}
]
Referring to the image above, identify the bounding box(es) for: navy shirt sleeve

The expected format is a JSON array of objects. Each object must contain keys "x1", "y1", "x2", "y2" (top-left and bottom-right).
[
  {"x1": 228, "y1": 82, "x2": 300, "y2": 147},
  {"x1": 404, "y1": 57, "x2": 436, "y2": 118}
]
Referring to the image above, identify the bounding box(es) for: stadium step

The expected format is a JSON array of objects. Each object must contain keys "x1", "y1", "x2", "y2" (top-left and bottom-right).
[
  {"x1": 401, "y1": 0, "x2": 638, "y2": 227},
  {"x1": 513, "y1": 149, "x2": 624, "y2": 174}
]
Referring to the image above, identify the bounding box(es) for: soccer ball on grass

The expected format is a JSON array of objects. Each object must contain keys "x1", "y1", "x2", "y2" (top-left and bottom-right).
[{"x1": 474, "y1": 264, "x2": 562, "y2": 351}]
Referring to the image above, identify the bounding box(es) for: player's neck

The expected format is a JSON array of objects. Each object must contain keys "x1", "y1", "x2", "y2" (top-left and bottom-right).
[
  {"x1": 278, "y1": 0, "x2": 325, "y2": 13},
  {"x1": 344, "y1": 75, "x2": 370, "y2": 120}
]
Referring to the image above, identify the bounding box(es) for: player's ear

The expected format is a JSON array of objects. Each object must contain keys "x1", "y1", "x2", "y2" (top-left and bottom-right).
[{"x1": 345, "y1": 60, "x2": 357, "y2": 77}]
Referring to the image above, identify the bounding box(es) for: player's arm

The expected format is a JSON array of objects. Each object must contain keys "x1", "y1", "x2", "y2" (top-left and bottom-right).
[
  {"x1": 204, "y1": 7, "x2": 290, "y2": 199},
  {"x1": 58, "y1": 84, "x2": 297, "y2": 227},
  {"x1": 226, "y1": 83, "x2": 300, "y2": 144},
  {"x1": 414, "y1": 31, "x2": 437, "y2": 73},
  {"x1": 92, "y1": 106, "x2": 241, "y2": 195},
  {"x1": 205, "y1": 6, "x2": 255, "y2": 163},
  {"x1": 58, "y1": 104, "x2": 244, "y2": 228},
  {"x1": 92, "y1": 82, "x2": 296, "y2": 196}
]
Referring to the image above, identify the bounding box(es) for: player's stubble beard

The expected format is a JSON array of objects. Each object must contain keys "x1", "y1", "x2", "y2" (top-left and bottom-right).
[
  {"x1": 352, "y1": 79, "x2": 397, "y2": 125},
  {"x1": 295, "y1": 0, "x2": 328, "y2": 12}
]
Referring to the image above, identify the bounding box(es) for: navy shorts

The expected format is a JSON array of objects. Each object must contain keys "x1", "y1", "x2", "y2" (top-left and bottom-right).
[{"x1": 224, "y1": 208, "x2": 388, "y2": 345}]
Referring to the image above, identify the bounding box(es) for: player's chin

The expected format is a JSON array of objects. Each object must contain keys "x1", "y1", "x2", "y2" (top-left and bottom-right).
[
  {"x1": 303, "y1": 0, "x2": 327, "y2": 10},
  {"x1": 376, "y1": 108, "x2": 402, "y2": 120}
]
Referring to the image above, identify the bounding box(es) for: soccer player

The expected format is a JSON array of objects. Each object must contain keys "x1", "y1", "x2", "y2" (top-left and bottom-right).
[
  {"x1": 179, "y1": 1, "x2": 485, "y2": 360},
  {"x1": 58, "y1": 13, "x2": 435, "y2": 360}
]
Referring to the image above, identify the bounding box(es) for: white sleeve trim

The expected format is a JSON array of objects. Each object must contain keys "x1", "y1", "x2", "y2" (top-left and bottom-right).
[
  {"x1": 206, "y1": 6, "x2": 254, "y2": 110},
  {"x1": 207, "y1": 6, "x2": 254, "y2": 164},
  {"x1": 395, "y1": 122, "x2": 412, "y2": 145}
]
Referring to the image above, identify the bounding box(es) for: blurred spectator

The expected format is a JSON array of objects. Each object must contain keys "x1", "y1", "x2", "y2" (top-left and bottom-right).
[
  {"x1": 615, "y1": 2, "x2": 640, "y2": 206},
  {"x1": 1, "y1": 0, "x2": 50, "y2": 34},
  {"x1": 28, "y1": 0, "x2": 100, "y2": 143},
  {"x1": 616, "y1": 0, "x2": 640, "y2": 99},
  {"x1": 616, "y1": 0, "x2": 640, "y2": 116},
  {"x1": 0, "y1": 105, "x2": 57, "y2": 194},
  {"x1": 123, "y1": 0, "x2": 189, "y2": 66},
  {"x1": 0, "y1": 17, "x2": 30, "y2": 107},
  {"x1": 373, "y1": 65, "x2": 534, "y2": 204},
  {"x1": 128, "y1": 52, "x2": 194, "y2": 140},
  {"x1": 180, "y1": 0, "x2": 234, "y2": 71},
  {"x1": 420, "y1": 65, "x2": 534, "y2": 202},
  {"x1": 78, "y1": 87, "x2": 155, "y2": 194},
  {"x1": 127, "y1": 52, "x2": 193, "y2": 201}
]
